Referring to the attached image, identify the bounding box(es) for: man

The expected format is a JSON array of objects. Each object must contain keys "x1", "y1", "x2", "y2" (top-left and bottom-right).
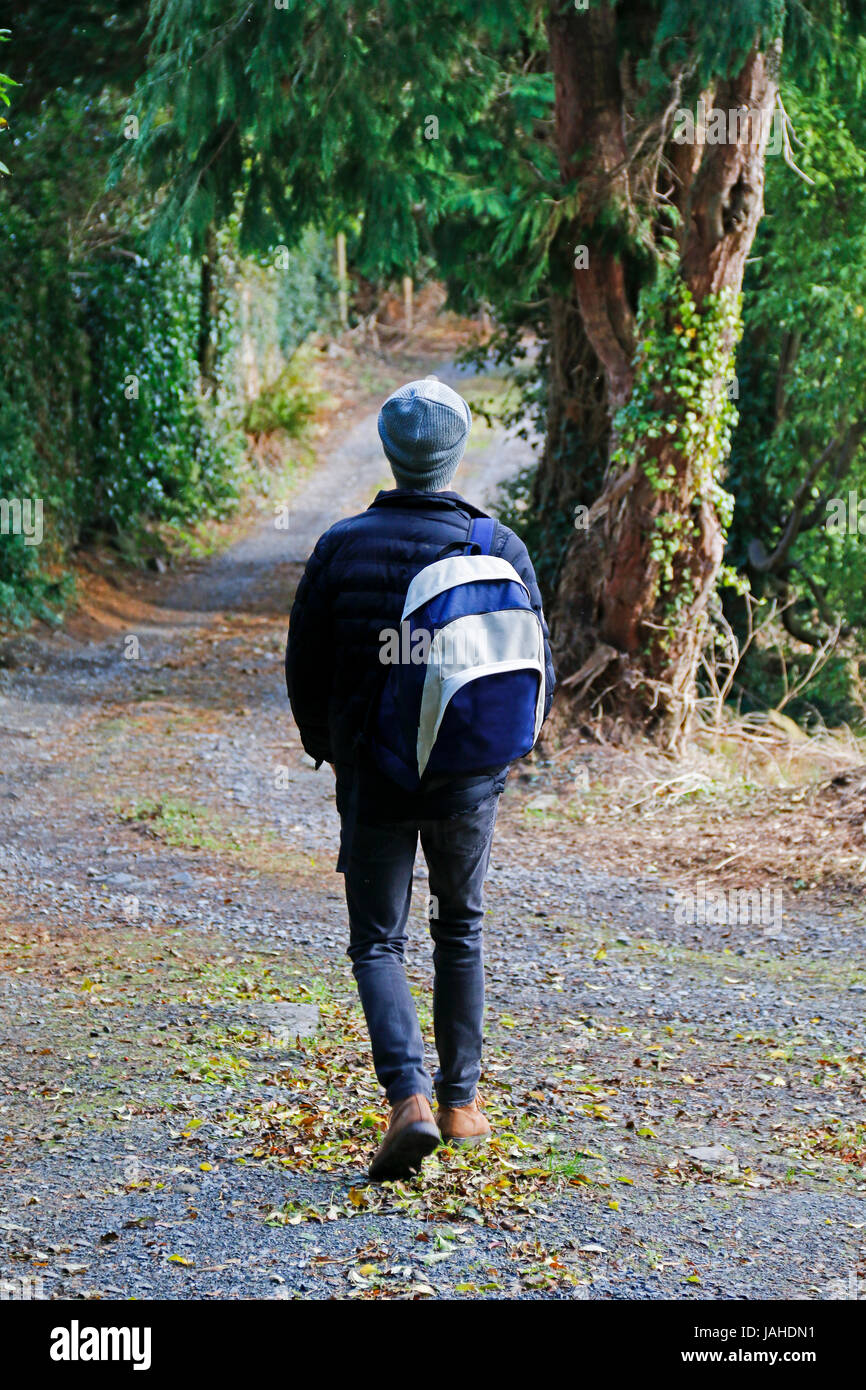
[{"x1": 286, "y1": 377, "x2": 554, "y2": 1180}]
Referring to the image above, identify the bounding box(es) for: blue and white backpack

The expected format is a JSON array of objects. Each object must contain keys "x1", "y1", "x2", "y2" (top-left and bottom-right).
[{"x1": 370, "y1": 516, "x2": 546, "y2": 791}]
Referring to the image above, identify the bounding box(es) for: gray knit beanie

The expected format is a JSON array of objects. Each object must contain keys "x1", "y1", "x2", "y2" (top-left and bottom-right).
[{"x1": 377, "y1": 377, "x2": 472, "y2": 491}]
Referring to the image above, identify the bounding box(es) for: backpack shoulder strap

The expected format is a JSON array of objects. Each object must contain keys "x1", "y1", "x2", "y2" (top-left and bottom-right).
[
  {"x1": 437, "y1": 510, "x2": 495, "y2": 561},
  {"x1": 468, "y1": 516, "x2": 496, "y2": 555}
]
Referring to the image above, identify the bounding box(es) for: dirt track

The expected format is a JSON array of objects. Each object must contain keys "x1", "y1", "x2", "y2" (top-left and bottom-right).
[{"x1": 0, "y1": 369, "x2": 864, "y2": 1301}]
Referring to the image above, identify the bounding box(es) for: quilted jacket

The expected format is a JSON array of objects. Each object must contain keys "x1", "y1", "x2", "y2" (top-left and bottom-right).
[{"x1": 285, "y1": 487, "x2": 555, "y2": 818}]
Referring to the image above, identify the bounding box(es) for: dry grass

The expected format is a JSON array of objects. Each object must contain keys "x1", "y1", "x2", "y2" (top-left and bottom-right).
[{"x1": 526, "y1": 708, "x2": 866, "y2": 902}]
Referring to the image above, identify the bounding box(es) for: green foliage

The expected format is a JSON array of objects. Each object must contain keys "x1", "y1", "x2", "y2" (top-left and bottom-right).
[
  {"x1": 433, "y1": 68, "x2": 559, "y2": 312},
  {"x1": 126, "y1": 0, "x2": 536, "y2": 271},
  {"x1": 0, "y1": 100, "x2": 87, "y2": 618},
  {"x1": 612, "y1": 269, "x2": 741, "y2": 626},
  {"x1": 0, "y1": 28, "x2": 17, "y2": 176},
  {"x1": 241, "y1": 351, "x2": 322, "y2": 440},
  {"x1": 643, "y1": 0, "x2": 786, "y2": 91},
  {"x1": 5, "y1": 3, "x2": 148, "y2": 113},
  {"x1": 83, "y1": 248, "x2": 245, "y2": 535},
  {"x1": 1, "y1": 69, "x2": 339, "y2": 622},
  {"x1": 614, "y1": 274, "x2": 740, "y2": 505},
  {"x1": 273, "y1": 228, "x2": 340, "y2": 356},
  {"x1": 0, "y1": 92, "x2": 246, "y2": 622},
  {"x1": 726, "y1": 61, "x2": 866, "y2": 719}
]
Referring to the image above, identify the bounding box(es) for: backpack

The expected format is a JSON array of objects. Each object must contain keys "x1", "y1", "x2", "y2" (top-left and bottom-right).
[{"x1": 369, "y1": 515, "x2": 546, "y2": 791}]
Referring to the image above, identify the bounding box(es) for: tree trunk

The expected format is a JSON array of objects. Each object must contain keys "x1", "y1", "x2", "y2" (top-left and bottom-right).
[
  {"x1": 545, "y1": 4, "x2": 779, "y2": 743},
  {"x1": 197, "y1": 223, "x2": 219, "y2": 392},
  {"x1": 402, "y1": 274, "x2": 413, "y2": 332},
  {"x1": 530, "y1": 229, "x2": 609, "y2": 608}
]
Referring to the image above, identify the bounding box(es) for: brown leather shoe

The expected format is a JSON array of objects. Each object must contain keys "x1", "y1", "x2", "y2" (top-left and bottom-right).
[
  {"x1": 367, "y1": 1093, "x2": 440, "y2": 1181},
  {"x1": 437, "y1": 1096, "x2": 491, "y2": 1146}
]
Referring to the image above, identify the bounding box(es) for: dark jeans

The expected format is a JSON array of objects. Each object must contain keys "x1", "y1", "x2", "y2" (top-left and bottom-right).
[{"x1": 340, "y1": 795, "x2": 499, "y2": 1106}]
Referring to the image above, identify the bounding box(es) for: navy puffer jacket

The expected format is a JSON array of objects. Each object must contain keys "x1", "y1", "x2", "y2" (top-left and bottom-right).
[{"x1": 286, "y1": 488, "x2": 555, "y2": 813}]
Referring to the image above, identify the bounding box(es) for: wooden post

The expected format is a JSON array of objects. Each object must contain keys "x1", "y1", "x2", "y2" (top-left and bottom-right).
[
  {"x1": 239, "y1": 282, "x2": 259, "y2": 403},
  {"x1": 402, "y1": 274, "x2": 413, "y2": 332},
  {"x1": 197, "y1": 223, "x2": 219, "y2": 392},
  {"x1": 336, "y1": 232, "x2": 348, "y2": 329}
]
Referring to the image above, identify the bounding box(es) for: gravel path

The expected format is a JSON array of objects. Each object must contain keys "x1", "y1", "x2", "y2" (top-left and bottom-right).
[{"x1": 0, "y1": 379, "x2": 864, "y2": 1302}]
